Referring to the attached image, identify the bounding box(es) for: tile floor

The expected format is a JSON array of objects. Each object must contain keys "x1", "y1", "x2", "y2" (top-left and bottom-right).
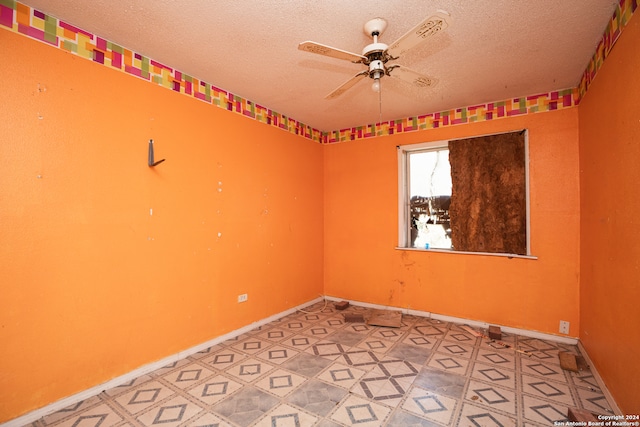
[{"x1": 26, "y1": 301, "x2": 615, "y2": 427}]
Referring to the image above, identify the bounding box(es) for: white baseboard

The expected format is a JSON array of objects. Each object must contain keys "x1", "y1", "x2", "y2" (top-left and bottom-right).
[
  {"x1": 577, "y1": 341, "x2": 622, "y2": 415},
  {"x1": 1, "y1": 297, "x2": 323, "y2": 427},
  {"x1": 323, "y1": 295, "x2": 579, "y2": 345},
  {"x1": 326, "y1": 297, "x2": 621, "y2": 413},
  {"x1": 8, "y1": 296, "x2": 619, "y2": 426}
]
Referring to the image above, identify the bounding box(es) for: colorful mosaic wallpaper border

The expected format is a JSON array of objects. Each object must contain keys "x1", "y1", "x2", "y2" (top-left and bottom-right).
[
  {"x1": 326, "y1": 89, "x2": 578, "y2": 143},
  {"x1": 577, "y1": 0, "x2": 637, "y2": 102},
  {"x1": 0, "y1": 0, "x2": 636, "y2": 144},
  {"x1": 0, "y1": 0, "x2": 323, "y2": 142}
]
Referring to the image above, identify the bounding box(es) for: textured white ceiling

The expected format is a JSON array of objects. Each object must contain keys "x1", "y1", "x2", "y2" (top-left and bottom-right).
[{"x1": 24, "y1": 0, "x2": 618, "y2": 131}]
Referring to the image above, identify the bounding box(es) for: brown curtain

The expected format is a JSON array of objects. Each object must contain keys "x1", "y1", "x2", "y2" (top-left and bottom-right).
[{"x1": 448, "y1": 131, "x2": 527, "y2": 255}]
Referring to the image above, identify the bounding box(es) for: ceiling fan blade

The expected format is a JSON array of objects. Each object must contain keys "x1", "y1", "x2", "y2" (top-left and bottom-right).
[
  {"x1": 326, "y1": 71, "x2": 369, "y2": 99},
  {"x1": 386, "y1": 11, "x2": 450, "y2": 58},
  {"x1": 389, "y1": 65, "x2": 438, "y2": 88},
  {"x1": 298, "y1": 41, "x2": 367, "y2": 63}
]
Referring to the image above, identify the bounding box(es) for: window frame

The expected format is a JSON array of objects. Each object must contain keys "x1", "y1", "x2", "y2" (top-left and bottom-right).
[{"x1": 397, "y1": 130, "x2": 534, "y2": 258}]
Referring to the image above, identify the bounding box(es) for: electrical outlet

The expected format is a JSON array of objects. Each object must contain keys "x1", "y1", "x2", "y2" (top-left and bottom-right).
[
  {"x1": 237, "y1": 294, "x2": 248, "y2": 303},
  {"x1": 559, "y1": 320, "x2": 570, "y2": 334}
]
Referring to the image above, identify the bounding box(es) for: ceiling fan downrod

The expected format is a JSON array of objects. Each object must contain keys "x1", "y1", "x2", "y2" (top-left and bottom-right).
[{"x1": 363, "y1": 20, "x2": 389, "y2": 92}]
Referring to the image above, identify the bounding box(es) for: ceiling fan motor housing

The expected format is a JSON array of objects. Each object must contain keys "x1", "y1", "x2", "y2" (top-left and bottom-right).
[{"x1": 362, "y1": 42, "x2": 388, "y2": 59}]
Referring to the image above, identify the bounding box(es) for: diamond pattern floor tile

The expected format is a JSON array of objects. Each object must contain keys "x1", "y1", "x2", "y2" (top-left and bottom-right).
[
  {"x1": 161, "y1": 362, "x2": 216, "y2": 389},
  {"x1": 522, "y1": 394, "x2": 570, "y2": 424},
  {"x1": 187, "y1": 411, "x2": 235, "y2": 427},
  {"x1": 187, "y1": 374, "x2": 244, "y2": 405},
  {"x1": 280, "y1": 352, "x2": 332, "y2": 377},
  {"x1": 231, "y1": 338, "x2": 272, "y2": 355},
  {"x1": 306, "y1": 341, "x2": 350, "y2": 360},
  {"x1": 331, "y1": 394, "x2": 392, "y2": 426},
  {"x1": 285, "y1": 379, "x2": 348, "y2": 417},
  {"x1": 412, "y1": 367, "x2": 467, "y2": 399},
  {"x1": 256, "y1": 345, "x2": 299, "y2": 365},
  {"x1": 41, "y1": 395, "x2": 103, "y2": 426},
  {"x1": 402, "y1": 332, "x2": 439, "y2": 350},
  {"x1": 386, "y1": 342, "x2": 431, "y2": 365},
  {"x1": 211, "y1": 386, "x2": 280, "y2": 427},
  {"x1": 402, "y1": 386, "x2": 458, "y2": 425},
  {"x1": 337, "y1": 349, "x2": 385, "y2": 371},
  {"x1": 113, "y1": 380, "x2": 175, "y2": 415},
  {"x1": 46, "y1": 402, "x2": 124, "y2": 427},
  {"x1": 303, "y1": 326, "x2": 338, "y2": 339},
  {"x1": 575, "y1": 386, "x2": 614, "y2": 413},
  {"x1": 253, "y1": 403, "x2": 319, "y2": 427},
  {"x1": 386, "y1": 409, "x2": 443, "y2": 427},
  {"x1": 256, "y1": 328, "x2": 296, "y2": 343},
  {"x1": 356, "y1": 337, "x2": 395, "y2": 354},
  {"x1": 521, "y1": 360, "x2": 568, "y2": 383},
  {"x1": 470, "y1": 361, "x2": 515, "y2": 390},
  {"x1": 427, "y1": 352, "x2": 471, "y2": 375},
  {"x1": 31, "y1": 302, "x2": 620, "y2": 427},
  {"x1": 202, "y1": 349, "x2": 247, "y2": 370},
  {"x1": 465, "y1": 379, "x2": 516, "y2": 416},
  {"x1": 225, "y1": 358, "x2": 276, "y2": 384},
  {"x1": 280, "y1": 334, "x2": 320, "y2": 350},
  {"x1": 476, "y1": 347, "x2": 517, "y2": 370},
  {"x1": 436, "y1": 340, "x2": 476, "y2": 359},
  {"x1": 316, "y1": 362, "x2": 367, "y2": 389},
  {"x1": 254, "y1": 368, "x2": 308, "y2": 397},
  {"x1": 101, "y1": 375, "x2": 155, "y2": 398},
  {"x1": 135, "y1": 395, "x2": 203, "y2": 427},
  {"x1": 151, "y1": 358, "x2": 193, "y2": 377},
  {"x1": 458, "y1": 402, "x2": 518, "y2": 426},
  {"x1": 521, "y1": 374, "x2": 575, "y2": 406}
]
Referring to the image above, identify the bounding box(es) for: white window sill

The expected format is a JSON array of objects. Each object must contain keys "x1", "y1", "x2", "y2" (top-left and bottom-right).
[{"x1": 395, "y1": 247, "x2": 538, "y2": 260}]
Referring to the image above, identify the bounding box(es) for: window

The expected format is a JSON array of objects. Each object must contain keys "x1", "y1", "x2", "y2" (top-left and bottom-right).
[{"x1": 398, "y1": 130, "x2": 530, "y2": 256}]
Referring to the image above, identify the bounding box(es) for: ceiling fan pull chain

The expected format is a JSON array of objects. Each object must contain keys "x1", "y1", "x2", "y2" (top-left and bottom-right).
[{"x1": 378, "y1": 80, "x2": 383, "y2": 128}]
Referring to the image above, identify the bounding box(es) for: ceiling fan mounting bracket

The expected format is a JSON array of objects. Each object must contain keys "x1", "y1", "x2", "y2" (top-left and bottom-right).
[{"x1": 363, "y1": 17, "x2": 387, "y2": 38}]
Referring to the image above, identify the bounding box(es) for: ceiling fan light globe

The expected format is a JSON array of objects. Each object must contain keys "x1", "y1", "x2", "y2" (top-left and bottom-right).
[{"x1": 372, "y1": 79, "x2": 381, "y2": 92}]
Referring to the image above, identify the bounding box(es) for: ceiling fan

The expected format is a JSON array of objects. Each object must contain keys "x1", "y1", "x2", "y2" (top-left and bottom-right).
[{"x1": 298, "y1": 12, "x2": 451, "y2": 99}]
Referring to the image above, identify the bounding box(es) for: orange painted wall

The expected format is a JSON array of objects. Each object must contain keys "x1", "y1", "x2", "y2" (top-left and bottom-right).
[
  {"x1": 3, "y1": 4, "x2": 638, "y2": 422},
  {"x1": 324, "y1": 109, "x2": 581, "y2": 335},
  {"x1": 578, "y1": 14, "x2": 640, "y2": 414},
  {"x1": 0, "y1": 29, "x2": 323, "y2": 422}
]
